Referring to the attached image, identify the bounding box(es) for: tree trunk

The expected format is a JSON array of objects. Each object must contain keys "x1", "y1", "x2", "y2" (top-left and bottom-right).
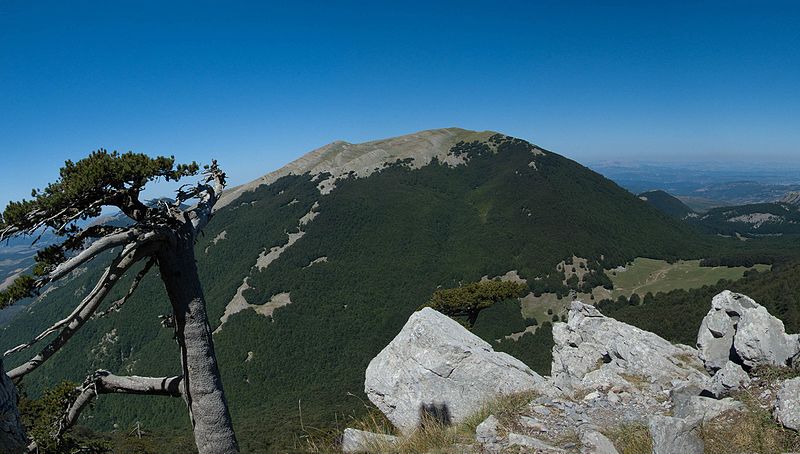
[
  {"x1": 158, "y1": 227, "x2": 239, "y2": 454},
  {"x1": 0, "y1": 359, "x2": 26, "y2": 453}
]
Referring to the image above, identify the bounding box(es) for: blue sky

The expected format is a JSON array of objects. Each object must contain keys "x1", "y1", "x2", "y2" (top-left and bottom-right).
[{"x1": 1, "y1": 1, "x2": 799, "y2": 208}]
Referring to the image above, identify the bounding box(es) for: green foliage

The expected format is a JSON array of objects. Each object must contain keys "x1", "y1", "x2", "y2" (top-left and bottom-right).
[
  {"x1": 493, "y1": 322, "x2": 555, "y2": 375},
  {"x1": 0, "y1": 274, "x2": 37, "y2": 309},
  {"x1": 638, "y1": 190, "x2": 694, "y2": 219},
  {"x1": 470, "y1": 298, "x2": 532, "y2": 340},
  {"x1": 18, "y1": 381, "x2": 110, "y2": 453},
  {"x1": 423, "y1": 280, "x2": 527, "y2": 327},
  {"x1": 1, "y1": 149, "x2": 198, "y2": 233}
]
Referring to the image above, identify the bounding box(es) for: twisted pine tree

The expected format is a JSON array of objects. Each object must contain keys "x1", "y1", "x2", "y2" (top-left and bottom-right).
[{"x1": 0, "y1": 150, "x2": 238, "y2": 453}]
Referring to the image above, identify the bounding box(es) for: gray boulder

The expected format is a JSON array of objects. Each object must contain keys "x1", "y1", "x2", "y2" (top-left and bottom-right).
[
  {"x1": 506, "y1": 433, "x2": 564, "y2": 452},
  {"x1": 475, "y1": 415, "x2": 501, "y2": 446},
  {"x1": 648, "y1": 415, "x2": 703, "y2": 454},
  {"x1": 672, "y1": 395, "x2": 744, "y2": 424},
  {"x1": 774, "y1": 377, "x2": 800, "y2": 431},
  {"x1": 365, "y1": 308, "x2": 551, "y2": 434},
  {"x1": 550, "y1": 301, "x2": 708, "y2": 394},
  {"x1": 707, "y1": 360, "x2": 750, "y2": 397},
  {"x1": 341, "y1": 428, "x2": 398, "y2": 453},
  {"x1": 579, "y1": 429, "x2": 619, "y2": 454},
  {"x1": 697, "y1": 291, "x2": 800, "y2": 371}
]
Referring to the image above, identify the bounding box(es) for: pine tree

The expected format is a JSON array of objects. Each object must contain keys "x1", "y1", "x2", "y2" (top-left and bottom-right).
[{"x1": 0, "y1": 150, "x2": 238, "y2": 453}]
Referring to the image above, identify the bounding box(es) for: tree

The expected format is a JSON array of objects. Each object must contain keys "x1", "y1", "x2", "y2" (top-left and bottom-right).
[
  {"x1": 0, "y1": 150, "x2": 238, "y2": 453},
  {"x1": 423, "y1": 280, "x2": 527, "y2": 327}
]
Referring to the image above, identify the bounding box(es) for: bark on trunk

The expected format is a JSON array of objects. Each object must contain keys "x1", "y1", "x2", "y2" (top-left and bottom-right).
[
  {"x1": 0, "y1": 359, "x2": 26, "y2": 453},
  {"x1": 158, "y1": 227, "x2": 239, "y2": 454}
]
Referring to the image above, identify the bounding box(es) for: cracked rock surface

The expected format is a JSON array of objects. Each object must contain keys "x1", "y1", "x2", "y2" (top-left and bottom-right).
[
  {"x1": 697, "y1": 290, "x2": 800, "y2": 371},
  {"x1": 365, "y1": 307, "x2": 551, "y2": 434}
]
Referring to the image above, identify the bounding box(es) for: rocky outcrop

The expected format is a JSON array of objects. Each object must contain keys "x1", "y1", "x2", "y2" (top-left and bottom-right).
[
  {"x1": 355, "y1": 291, "x2": 800, "y2": 453},
  {"x1": 579, "y1": 429, "x2": 619, "y2": 454},
  {"x1": 697, "y1": 291, "x2": 800, "y2": 371},
  {"x1": 648, "y1": 415, "x2": 704, "y2": 454},
  {"x1": 365, "y1": 307, "x2": 552, "y2": 435},
  {"x1": 340, "y1": 428, "x2": 398, "y2": 453},
  {"x1": 551, "y1": 301, "x2": 708, "y2": 394},
  {"x1": 707, "y1": 360, "x2": 750, "y2": 397},
  {"x1": 774, "y1": 377, "x2": 800, "y2": 431},
  {"x1": 672, "y1": 395, "x2": 743, "y2": 424}
]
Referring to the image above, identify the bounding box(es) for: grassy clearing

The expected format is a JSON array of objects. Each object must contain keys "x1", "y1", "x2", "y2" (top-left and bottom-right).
[
  {"x1": 609, "y1": 257, "x2": 770, "y2": 298},
  {"x1": 520, "y1": 287, "x2": 611, "y2": 323}
]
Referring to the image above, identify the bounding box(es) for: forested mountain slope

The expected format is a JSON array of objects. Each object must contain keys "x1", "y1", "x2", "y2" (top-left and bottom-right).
[{"x1": 1, "y1": 128, "x2": 752, "y2": 451}]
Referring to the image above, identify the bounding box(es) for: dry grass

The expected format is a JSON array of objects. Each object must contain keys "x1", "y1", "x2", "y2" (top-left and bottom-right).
[
  {"x1": 618, "y1": 373, "x2": 650, "y2": 391},
  {"x1": 604, "y1": 423, "x2": 652, "y2": 454},
  {"x1": 700, "y1": 389, "x2": 800, "y2": 454},
  {"x1": 304, "y1": 391, "x2": 539, "y2": 453}
]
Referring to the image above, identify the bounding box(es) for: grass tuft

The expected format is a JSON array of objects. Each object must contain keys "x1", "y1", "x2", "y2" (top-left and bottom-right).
[{"x1": 604, "y1": 423, "x2": 652, "y2": 454}]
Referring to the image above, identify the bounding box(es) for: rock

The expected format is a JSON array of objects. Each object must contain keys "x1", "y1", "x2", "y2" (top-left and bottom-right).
[
  {"x1": 672, "y1": 396, "x2": 744, "y2": 424},
  {"x1": 648, "y1": 415, "x2": 703, "y2": 454},
  {"x1": 774, "y1": 377, "x2": 800, "y2": 431},
  {"x1": 579, "y1": 429, "x2": 619, "y2": 454},
  {"x1": 341, "y1": 428, "x2": 398, "y2": 453},
  {"x1": 550, "y1": 301, "x2": 708, "y2": 395},
  {"x1": 365, "y1": 308, "x2": 551, "y2": 434},
  {"x1": 707, "y1": 361, "x2": 750, "y2": 397},
  {"x1": 697, "y1": 291, "x2": 800, "y2": 371},
  {"x1": 475, "y1": 415, "x2": 500, "y2": 445},
  {"x1": 506, "y1": 433, "x2": 565, "y2": 452}
]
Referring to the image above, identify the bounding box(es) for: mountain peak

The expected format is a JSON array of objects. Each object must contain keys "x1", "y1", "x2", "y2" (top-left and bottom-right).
[{"x1": 217, "y1": 128, "x2": 505, "y2": 208}]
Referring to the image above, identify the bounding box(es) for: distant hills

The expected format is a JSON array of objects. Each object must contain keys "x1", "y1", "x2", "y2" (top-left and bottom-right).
[
  {"x1": 592, "y1": 161, "x2": 800, "y2": 211},
  {"x1": 0, "y1": 129, "x2": 791, "y2": 451},
  {"x1": 638, "y1": 188, "x2": 800, "y2": 237},
  {"x1": 637, "y1": 190, "x2": 695, "y2": 220}
]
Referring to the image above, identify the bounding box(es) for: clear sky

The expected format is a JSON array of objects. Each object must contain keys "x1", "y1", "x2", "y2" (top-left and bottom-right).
[{"x1": 1, "y1": 1, "x2": 799, "y2": 208}]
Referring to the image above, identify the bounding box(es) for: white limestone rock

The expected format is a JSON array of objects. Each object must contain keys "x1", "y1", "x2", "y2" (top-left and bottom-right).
[
  {"x1": 550, "y1": 301, "x2": 708, "y2": 395},
  {"x1": 365, "y1": 308, "x2": 551, "y2": 435},
  {"x1": 579, "y1": 429, "x2": 619, "y2": 454},
  {"x1": 672, "y1": 395, "x2": 744, "y2": 424},
  {"x1": 707, "y1": 360, "x2": 750, "y2": 397},
  {"x1": 648, "y1": 415, "x2": 704, "y2": 454},
  {"x1": 341, "y1": 428, "x2": 398, "y2": 453},
  {"x1": 774, "y1": 377, "x2": 800, "y2": 431},
  {"x1": 697, "y1": 291, "x2": 800, "y2": 371}
]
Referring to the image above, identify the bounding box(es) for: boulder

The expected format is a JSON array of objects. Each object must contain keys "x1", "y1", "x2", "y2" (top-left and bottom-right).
[
  {"x1": 579, "y1": 429, "x2": 619, "y2": 454},
  {"x1": 341, "y1": 428, "x2": 398, "y2": 453},
  {"x1": 672, "y1": 395, "x2": 744, "y2": 424},
  {"x1": 707, "y1": 361, "x2": 750, "y2": 397},
  {"x1": 697, "y1": 291, "x2": 800, "y2": 371},
  {"x1": 648, "y1": 415, "x2": 703, "y2": 454},
  {"x1": 550, "y1": 301, "x2": 708, "y2": 394},
  {"x1": 506, "y1": 433, "x2": 564, "y2": 452},
  {"x1": 365, "y1": 307, "x2": 551, "y2": 434},
  {"x1": 774, "y1": 377, "x2": 800, "y2": 431},
  {"x1": 475, "y1": 415, "x2": 501, "y2": 446}
]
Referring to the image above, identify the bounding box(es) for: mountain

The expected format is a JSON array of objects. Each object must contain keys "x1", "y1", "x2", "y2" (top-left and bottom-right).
[
  {"x1": 637, "y1": 190, "x2": 695, "y2": 219},
  {"x1": 781, "y1": 191, "x2": 800, "y2": 206},
  {"x1": 1, "y1": 128, "x2": 743, "y2": 451},
  {"x1": 689, "y1": 202, "x2": 800, "y2": 236}
]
